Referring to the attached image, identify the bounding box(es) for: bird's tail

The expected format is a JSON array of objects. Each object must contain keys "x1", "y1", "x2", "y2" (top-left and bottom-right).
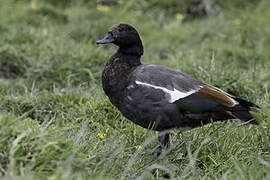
[
  {"x1": 230, "y1": 97, "x2": 259, "y2": 125},
  {"x1": 231, "y1": 111, "x2": 258, "y2": 124}
]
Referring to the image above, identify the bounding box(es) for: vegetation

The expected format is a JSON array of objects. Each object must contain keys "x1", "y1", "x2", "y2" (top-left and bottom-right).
[{"x1": 0, "y1": 0, "x2": 269, "y2": 179}]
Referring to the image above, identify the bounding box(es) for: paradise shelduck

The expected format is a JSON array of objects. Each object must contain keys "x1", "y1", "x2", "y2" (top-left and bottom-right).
[{"x1": 96, "y1": 23, "x2": 258, "y2": 151}]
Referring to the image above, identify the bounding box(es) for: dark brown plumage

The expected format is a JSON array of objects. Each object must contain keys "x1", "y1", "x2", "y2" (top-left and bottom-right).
[{"x1": 96, "y1": 23, "x2": 258, "y2": 152}]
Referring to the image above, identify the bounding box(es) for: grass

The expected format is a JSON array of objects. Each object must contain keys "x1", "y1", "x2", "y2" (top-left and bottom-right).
[{"x1": 0, "y1": 0, "x2": 269, "y2": 179}]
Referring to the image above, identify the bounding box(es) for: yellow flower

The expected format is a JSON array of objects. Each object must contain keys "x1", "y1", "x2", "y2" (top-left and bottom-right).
[
  {"x1": 136, "y1": 145, "x2": 142, "y2": 151},
  {"x1": 97, "y1": 5, "x2": 110, "y2": 12},
  {"x1": 176, "y1": 13, "x2": 184, "y2": 21},
  {"x1": 98, "y1": 132, "x2": 105, "y2": 139},
  {"x1": 30, "y1": 1, "x2": 37, "y2": 9},
  {"x1": 234, "y1": 18, "x2": 242, "y2": 25}
]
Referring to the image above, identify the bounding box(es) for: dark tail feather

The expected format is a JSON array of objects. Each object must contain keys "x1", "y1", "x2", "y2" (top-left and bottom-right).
[
  {"x1": 234, "y1": 97, "x2": 260, "y2": 110},
  {"x1": 231, "y1": 111, "x2": 258, "y2": 125},
  {"x1": 230, "y1": 97, "x2": 259, "y2": 125}
]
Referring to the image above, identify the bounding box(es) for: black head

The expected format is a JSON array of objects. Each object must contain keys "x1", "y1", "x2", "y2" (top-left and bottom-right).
[{"x1": 96, "y1": 23, "x2": 144, "y2": 56}]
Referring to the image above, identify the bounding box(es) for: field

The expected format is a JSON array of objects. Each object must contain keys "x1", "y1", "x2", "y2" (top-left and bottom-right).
[{"x1": 0, "y1": 0, "x2": 270, "y2": 179}]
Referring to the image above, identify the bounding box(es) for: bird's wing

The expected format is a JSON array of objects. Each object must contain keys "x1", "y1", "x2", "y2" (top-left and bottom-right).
[
  {"x1": 128, "y1": 64, "x2": 239, "y2": 113},
  {"x1": 195, "y1": 85, "x2": 238, "y2": 107},
  {"x1": 129, "y1": 64, "x2": 205, "y2": 102}
]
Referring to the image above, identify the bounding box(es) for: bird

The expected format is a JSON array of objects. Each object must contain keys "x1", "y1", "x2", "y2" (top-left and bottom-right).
[{"x1": 96, "y1": 23, "x2": 258, "y2": 151}]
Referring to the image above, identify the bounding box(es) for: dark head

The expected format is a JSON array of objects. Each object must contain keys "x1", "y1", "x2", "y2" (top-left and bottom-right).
[{"x1": 96, "y1": 23, "x2": 144, "y2": 56}]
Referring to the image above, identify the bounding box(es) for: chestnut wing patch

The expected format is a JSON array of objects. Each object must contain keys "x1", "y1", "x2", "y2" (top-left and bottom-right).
[{"x1": 196, "y1": 85, "x2": 238, "y2": 107}]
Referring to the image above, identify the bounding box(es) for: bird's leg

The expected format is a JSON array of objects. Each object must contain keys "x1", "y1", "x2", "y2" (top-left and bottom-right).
[
  {"x1": 158, "y1": 131, "x2": 170, "y2": 149},
  {"x1": 153, "y1": 131, "x2": 170, "y2": 156},
  {"x1": 151, "y1": 132, "x2": 172, "y2": 178}
]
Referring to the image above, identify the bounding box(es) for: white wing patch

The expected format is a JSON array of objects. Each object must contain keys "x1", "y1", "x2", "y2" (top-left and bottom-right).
[{"x1": 135, "y1": 81, "x2": 200, "y2": 103}]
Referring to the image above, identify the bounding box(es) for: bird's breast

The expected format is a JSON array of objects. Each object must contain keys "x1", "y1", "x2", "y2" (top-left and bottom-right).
[{"x1": 102, "y1": 58, "x2": 137, "y2": 107}]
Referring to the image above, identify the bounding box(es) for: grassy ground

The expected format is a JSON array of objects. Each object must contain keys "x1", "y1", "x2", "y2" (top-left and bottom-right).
[{"x1": 0, "y1": 0, "x2": 270, "y2": 179}]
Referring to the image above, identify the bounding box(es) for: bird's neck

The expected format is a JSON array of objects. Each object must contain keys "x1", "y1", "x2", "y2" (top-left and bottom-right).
[
  {"x1": 102, "y1": 50, "x2": 141, "y2": 100},
  {"x1": 115, "y1": 49, "x2": 142, "y2": 65},
  {"x1": 118, "y1": 43, "x2": 144, "y2": 57}
]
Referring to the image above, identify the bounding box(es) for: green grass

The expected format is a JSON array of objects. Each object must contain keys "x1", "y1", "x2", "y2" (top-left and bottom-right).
[{"x1": 0, "y1": 0, "x2": 270, "y2": 179}]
